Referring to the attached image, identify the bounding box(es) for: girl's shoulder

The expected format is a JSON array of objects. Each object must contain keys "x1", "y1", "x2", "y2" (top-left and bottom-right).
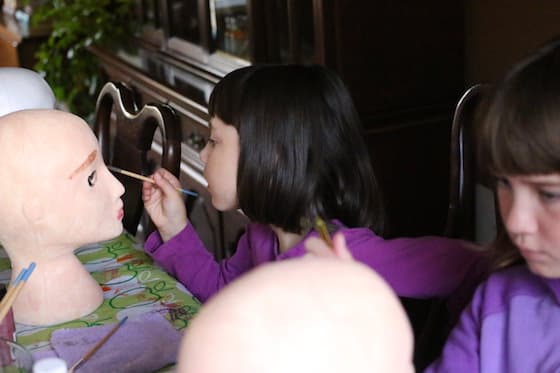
[
  {"x1": 484, "y1": 265, "x2": 541, "y2": 292},
  {"x1": 474, "y1": 265, "x2": 554, "y2": 318}
]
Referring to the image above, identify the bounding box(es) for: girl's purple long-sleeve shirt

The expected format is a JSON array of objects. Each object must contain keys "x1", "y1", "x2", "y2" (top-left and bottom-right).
[
  {"x1": 145, "y1": 222, "x2": 488, "y2": 318},
  {"x1": 426, "y1": 265, "x2": 560, "y2": 372}
]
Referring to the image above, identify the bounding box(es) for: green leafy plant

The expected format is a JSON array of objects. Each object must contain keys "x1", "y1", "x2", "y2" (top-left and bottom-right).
[{"x1": 30, "y1": 0, "x2": 136, "y2": 120}]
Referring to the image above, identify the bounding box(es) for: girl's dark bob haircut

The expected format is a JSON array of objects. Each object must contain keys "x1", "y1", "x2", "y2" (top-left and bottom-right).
[{"x1": 208, "y1": 64, "x2": 385, "y2": 234}]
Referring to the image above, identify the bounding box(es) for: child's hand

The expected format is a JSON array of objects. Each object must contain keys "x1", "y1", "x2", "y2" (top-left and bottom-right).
[
  {"x1": 304, "y1": 232, "x2": 354, "y2": 260},
  {"x1": 142, "y1": 168, "x2": 188, "y2": 242}
]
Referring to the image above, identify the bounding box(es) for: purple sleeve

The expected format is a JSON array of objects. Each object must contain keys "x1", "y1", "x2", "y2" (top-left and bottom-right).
[
  {"x1": 144, "y1": 223, "x2": 254, "y2": 302},
  {"x1": 349, "y1": 234, "x2": 489, "y2": 319},
  {"x1": 426, "y1": 284, "x2": 484, "y2": 372}
]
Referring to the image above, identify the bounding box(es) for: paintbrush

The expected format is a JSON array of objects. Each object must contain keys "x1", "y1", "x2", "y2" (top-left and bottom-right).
[
  {"x1": 314, "y1": 217, "x2": 334, "y2": 249},
  {"x1": 67, "y1": 316, "x2": 129, "y2": 373},
  {"x1": 0, "y1": 262, "x2": 36, "y2": 323},
  {"x1": 108, "y1": 166, "x2": 198, "y2": 197}
]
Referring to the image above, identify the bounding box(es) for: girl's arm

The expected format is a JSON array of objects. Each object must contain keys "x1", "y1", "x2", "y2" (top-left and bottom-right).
[
  {"x1": 348, "y1": 233, "x2": 490, "y2": 321},
  {"x1": 144, "y1": 223, "x2": 262, "y2": 302}
]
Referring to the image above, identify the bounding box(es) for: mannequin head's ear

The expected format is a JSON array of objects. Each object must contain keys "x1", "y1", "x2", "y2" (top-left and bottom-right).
[{"x1": 22, "y1": 195, "x2": 44, "y2": 225}]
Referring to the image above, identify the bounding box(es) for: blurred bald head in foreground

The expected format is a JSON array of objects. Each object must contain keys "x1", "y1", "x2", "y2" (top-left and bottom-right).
[{"x1": 178, "y1": 258, "x2": 414, "y2": 373}]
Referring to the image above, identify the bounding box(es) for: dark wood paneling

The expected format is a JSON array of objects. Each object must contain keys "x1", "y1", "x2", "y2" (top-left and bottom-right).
[
  {"x1": 366, "y1": 114, "x2": 452, "y2": 238},
  {"x1": 315, "y1": 1, "x2": 464, "y2": 120}
]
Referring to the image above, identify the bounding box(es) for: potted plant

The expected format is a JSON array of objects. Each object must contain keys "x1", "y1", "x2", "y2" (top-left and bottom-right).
[{"x1": 29, "y1": 0, "x2": 136, "y2": 120}]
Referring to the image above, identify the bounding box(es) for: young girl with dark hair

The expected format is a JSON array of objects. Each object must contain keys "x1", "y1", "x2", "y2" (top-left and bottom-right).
[
  {"x1": 427, "y1": 39, "x2": 560, "y2": 372},
  {"x1": 142, "y1": 65, "x2": 487, "y2": 317}
]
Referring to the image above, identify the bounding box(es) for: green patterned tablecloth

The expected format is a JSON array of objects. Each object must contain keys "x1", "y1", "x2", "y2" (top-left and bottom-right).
[{"x1": 0, "y1": 232, "x2": 201, "y2": 370}]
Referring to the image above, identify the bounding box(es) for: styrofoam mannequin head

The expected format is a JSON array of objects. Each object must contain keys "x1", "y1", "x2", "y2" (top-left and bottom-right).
[
  {"x1": 0, "y1": 68, "x2": 55, "y2": 117},
  {"x1": 178, "y1": 258, "x2": 414, "y2": 373},
  {"x1": 0, "y1": 109, "x2": 125, "y2": 259},
  {"x1": 0, "y1": 109, "x2": 125, "y2": 325}
]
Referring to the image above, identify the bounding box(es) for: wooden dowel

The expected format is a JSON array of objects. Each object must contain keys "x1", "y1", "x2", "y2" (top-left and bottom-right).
[{"x1": 107, "y1": 166, "x2": 198, "y2": 197}]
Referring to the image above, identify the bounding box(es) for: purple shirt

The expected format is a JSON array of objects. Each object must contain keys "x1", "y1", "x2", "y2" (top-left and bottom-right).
[
  {"x1": 427, "y1": 265, "x2": 560, "y2": 373},
  {"x1": 145, "y1": 222, "x2": 487, "y2": 316}
]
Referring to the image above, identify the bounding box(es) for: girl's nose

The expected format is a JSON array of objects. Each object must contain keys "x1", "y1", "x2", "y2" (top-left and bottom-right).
[
  {"x1": 199, "y1": 143, "x2": 209, "y2": 164},
  {"x1": 502, "y1": 193, "x2": 537, "y2": 237}
]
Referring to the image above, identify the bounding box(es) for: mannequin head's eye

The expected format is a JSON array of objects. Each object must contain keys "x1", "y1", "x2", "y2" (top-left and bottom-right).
[{"x1": 87, "y1": 171, "x2": 97, "y2": 187}]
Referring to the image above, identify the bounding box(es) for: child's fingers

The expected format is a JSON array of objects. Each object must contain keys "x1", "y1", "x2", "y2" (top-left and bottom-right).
[
  {"x1": 304, "y1": 237, "x2": 334, "y2": 258},
  {"x1": 141, "y1": 180, "x2": 157, "y2": 201},
  {"x1": 142, "y1": 180, "x2": 154, "y2": 192},
  {"x1": 155, "y1": 168, "x2": 182, "y2": 189},
  {"x1": 153, "y1": 171, "x2": 181, "y2": 197},
  {"x1": 331, "y1": 233, "x2": 354, "y2": 260},
  {"x1": 304, "y1": 233, "x2": 354, "y2": 261}
]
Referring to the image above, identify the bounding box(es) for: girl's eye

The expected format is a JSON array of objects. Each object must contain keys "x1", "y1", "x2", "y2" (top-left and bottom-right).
[
  {"x1": 495, "y1": 176, "x2": 511, "y2": 190},
  {"x1": 206, "y1": 138, "x2": 217, "y2": 147},
  {"x1": 87, "y1": 171, "x2": 97, "y2": 187},
  {"x1": 539, "y1": 189, "x2": 560, "y2": 202}
]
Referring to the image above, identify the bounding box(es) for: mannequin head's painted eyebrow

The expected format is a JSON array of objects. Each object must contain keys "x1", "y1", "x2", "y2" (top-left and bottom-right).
[{"x1": 68, "y1": 150, "x2": 97, "y2": 179}]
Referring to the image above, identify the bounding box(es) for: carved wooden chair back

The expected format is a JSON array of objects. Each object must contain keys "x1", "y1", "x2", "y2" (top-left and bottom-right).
[
  {"x1": 93, "y1": 81, "x2": 182, "y2": 236},
  {"x1": 444, "y1": 83, "x2": 493, "y2": 241}
]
